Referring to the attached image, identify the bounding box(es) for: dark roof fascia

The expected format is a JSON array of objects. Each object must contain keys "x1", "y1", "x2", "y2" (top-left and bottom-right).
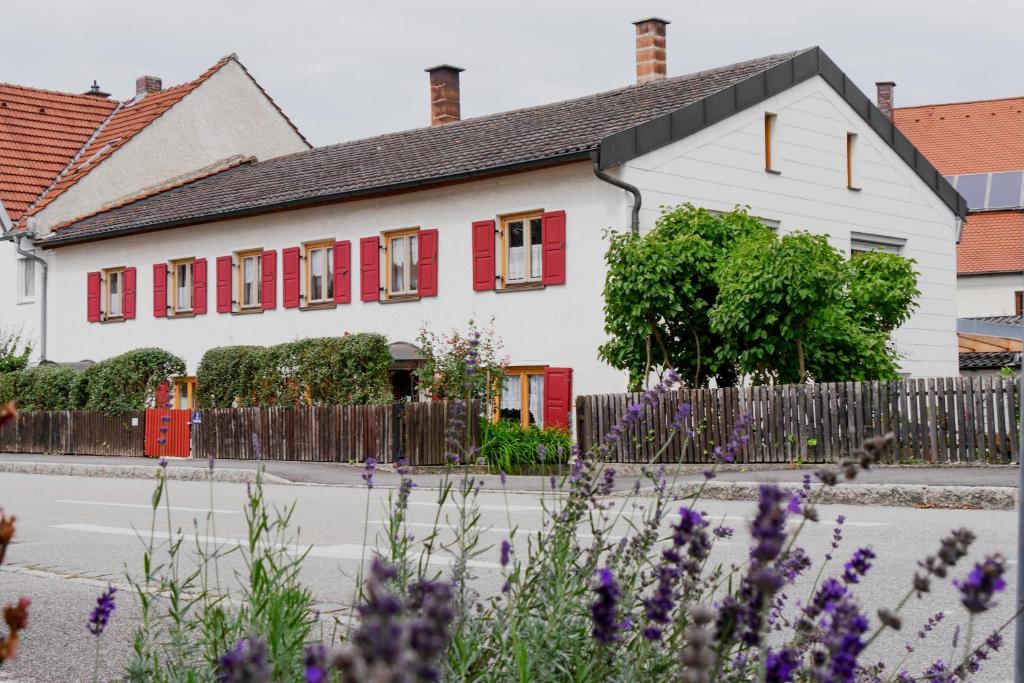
[
  {"x1": 958, "y1": 270, "x2": 1024, "y2": 277},
  {"x1": 595, "y1": 46, "x2": 967, "y2": 219},
  {"x1": 40, "y1": 150, "x2": 591, "y2": 249}
]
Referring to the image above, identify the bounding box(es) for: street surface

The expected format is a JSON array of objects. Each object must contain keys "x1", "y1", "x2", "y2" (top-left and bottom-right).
[{"x1": 0, "y1": 469, "x2": 1015, "y2": 682}]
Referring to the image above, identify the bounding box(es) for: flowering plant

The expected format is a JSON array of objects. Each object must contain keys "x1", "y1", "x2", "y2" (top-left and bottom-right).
[{"x1": 414, "y1": 318, "x2": 506, "y2": 405}]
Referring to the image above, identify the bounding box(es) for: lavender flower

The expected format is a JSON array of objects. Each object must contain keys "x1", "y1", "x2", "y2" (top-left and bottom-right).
[
  {"x1": 842, "y1": 547, "x2": 876, "y2": 584},
  {"x1": 500, "y1": 539, "x2": 511, "y2": 567},
  {"x1": 86, "y1": 584, "x2": 116, "y2": 636},
  {"x1": 750, "y1": 485, "x2": 789, "y2": 564},
  {"x1": 713, "y1": 524, "x2": 734, "y2": 539},
  {"x1": 598, "y1": 467, "x2": 616, "y2": 495},
  {"x1": 217, "y1": 636, "x2": 270, "y2": 683},
  {"x1": 362, "y1": 456, "x2": 377, "y2": 489},
  {"x1": 590, "y1": 567, "x2": 622, "y2": 644},
  {"x1": 303, "y1": 643, "x2": 329, "y2": 683},
  {"x1": 955, "y1": 553, "x2": 1007, "y2": 613},
  {"x1": 765, "y1": 647, "x2": 799, "y2": 683},
  {"x1": 406, "y1": 578, "x2": 456, "y2": 680},
  {"x1": 352, "y1": 559, "x2": 404, "y2": 664}
]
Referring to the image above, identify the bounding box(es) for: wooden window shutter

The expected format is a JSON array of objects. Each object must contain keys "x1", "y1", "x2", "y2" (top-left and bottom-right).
[
  {"x1": 471, "y1": 220, "x2": 496, "y2": 291},
  {"x1": 418, "y1": 228, "x2": 439, "y2": 297},
  {"x1": 282, "y1": 247, "x2": 301, "y2": 308},
  {"x1": 153, "y1": 263, "x2": 168, "y2": 318},
  {"x1": 334, "y1": 240, "x2": 351, "y2": 304},
  {"x1": 261, "y1": 250, "x2": 277, "y2": 310},
  {"x1": 193, "y1": 258, "x2": 208, "y2": 315},
  {"x1": 360, "y1": 236, "x2": 380, "y2": 302},
  {"x1": 123, "y1": 267, "x2": 137, "y2": 320},
  {"x1": 541, "y1": 210, "x2": 566, "y2": 286},
  {"x1": 87, "y1": 271, "x2": 101, "y2": 322},
  {"x1": 543, "y1": 366, "x2": 573, "y2": 431},
  {"x1": 216, "y1": 256, "x2": 233, "y2": 313}
]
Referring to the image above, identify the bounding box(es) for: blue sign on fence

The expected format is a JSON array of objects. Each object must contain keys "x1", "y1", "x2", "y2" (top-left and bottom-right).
[{"x1": 192, "y1": 412, "x2": 202, "y2": 425}]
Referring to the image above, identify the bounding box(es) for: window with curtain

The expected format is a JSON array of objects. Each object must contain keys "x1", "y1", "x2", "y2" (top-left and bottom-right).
[
  {"x1": 499, "y1": 367, "x2": 545, "y2": 428},
  {"x1": 502, "y1": 213, "x2": 543, "y2": 284}
]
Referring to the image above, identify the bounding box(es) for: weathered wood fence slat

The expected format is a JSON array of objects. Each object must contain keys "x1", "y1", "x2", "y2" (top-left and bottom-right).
[
  {"x1": 0, "y1": 410, "x2": 145, "y2": 457},
  {"x1": 575, "y1": 377, "x2": 1020, "y2": 464}
]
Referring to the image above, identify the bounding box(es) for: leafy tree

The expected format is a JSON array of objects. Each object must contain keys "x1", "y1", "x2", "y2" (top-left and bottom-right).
[
  {"x1": 0, "y1": 326, "x2": 31, "y2": 374},
  {"x1": 599, "y1": 205, "x2": 771, "y2": 389}
]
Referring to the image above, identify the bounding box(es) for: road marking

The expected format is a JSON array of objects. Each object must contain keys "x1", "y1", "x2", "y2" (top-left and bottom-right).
[
  {"x1": 51, "y1": 523, "x2": 501, "y2": 569},
  {"x1": 704, "y1": 514, "x2": 889, "y2": 529},
  {"x1": 57, "y1": 499, "x2": 240, "y2": 515}
]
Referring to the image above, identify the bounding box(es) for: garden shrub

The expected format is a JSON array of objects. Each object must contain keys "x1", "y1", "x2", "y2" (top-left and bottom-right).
[
  {"x1": 415, "y1": 319, "x2": 506, "y2": 404},
  {"x1": 0, "y1": 373, "x2": 14, "y2": 404},
  {"x1": 0, "y1": 326, "x2": 31, "y2": 374},
  {"x1": 195, "y1": 335, "x2": 391, "y2": 408},
  {"x1": 6, "y1": 365, "x2": 79, "y2": 411},
  {"x1": 479, "y1": 418, "x2": 572, "y2": 472},
  {"x1": 81, "y1": 348, "x2": 185, "y2": 412}
]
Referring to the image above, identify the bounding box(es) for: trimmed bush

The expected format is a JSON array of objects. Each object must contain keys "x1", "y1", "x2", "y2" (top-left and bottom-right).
[
  {"x1": 479, "y1": 418, "x2": 572, "y2": 472},
  {"x1": 81, "y1": 348, "x2": 185, "y2": 412},
  {"x1": 7, "y1": 365, "x2": 80, "y2": 411},
  {"x1": 196, "y1": 335, "x2": 392, "y2": 408}
]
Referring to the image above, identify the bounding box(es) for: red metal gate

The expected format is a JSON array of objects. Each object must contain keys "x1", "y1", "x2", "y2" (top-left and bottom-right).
[{"x1": 144, "y1": 409, "x2": 191, "y2": 458}]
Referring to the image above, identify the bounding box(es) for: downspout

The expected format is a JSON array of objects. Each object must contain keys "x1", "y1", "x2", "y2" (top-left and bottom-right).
[
  {"x1": 591, "y1": 151, "x2": 642, "y2": 234},
  {"x1": 10, "y1": 233, "x2": 48, "y2": 362}
]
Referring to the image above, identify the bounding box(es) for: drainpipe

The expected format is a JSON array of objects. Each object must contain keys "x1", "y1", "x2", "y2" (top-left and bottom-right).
[
  {"x1": 591, "y1": 152, "x2": 642, "y2": 234},
  {"x1": 10, "y1": 233, "x2": 48, "y2": 362}
]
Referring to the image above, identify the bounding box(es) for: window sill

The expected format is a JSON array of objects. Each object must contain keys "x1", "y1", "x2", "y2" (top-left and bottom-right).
[
  {"x1": 100, "y1": 317, "x2": 126, "y2": 324},
  {"x1": 301, "y1": 301, "x2": 337, "y2": 311},
  {"x1": 496, "y1": 282, "x2": 545, "y2": 293},
  {"x1": 765, "y1": 168, "x2": 782, "y2": 175},
  {"x1": 381, "y1": 294, "x2": 420, "y2": 304},
  {"x1": 171, "y1": 311, "x2": 197, "y2": 319},
  {"x1": 232, "y1": 307, "x2": 264, "y2": 316},
  {"x1": 847, "y1": 186, "x2": 862, "y2": 192},
  {"x1": 15, "y1": 299, "x2": 35, "y2": 306}
]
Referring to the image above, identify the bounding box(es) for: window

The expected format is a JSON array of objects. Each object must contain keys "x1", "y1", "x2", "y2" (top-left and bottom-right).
[
  {"x1": 1016, "y1": 291, "x2": 1022, "y2": 317},
  {"x1": 499, "y1": 367, "x2": 545, "y2": 429},
  {"x1": 501, "y1": 212, "x2": 543, "y2": 285},
  {"x1": 105, "y1": 267, "x2": 125, "y2": 318},
  {"x1": 764, "y1": 113, "x2": 779, "y2": 173},
  {"x1": 172, "y1": 259, "x2": 193, "y2": 314},
  {"x1": 385, "y1": 229, "x2": 419, "y2": 297},
  {"x1": 846, "y1": 133, "x2": 859, "y2": 190},
  {"x1": 17, "y1": 258, "x2": 35, "y2": 303},
  {"x1": 850, "y1": 233, "x2": 904, "y2": 256},
  {"x1": 173, "y1": 377, "x2": 197, "y2": 410},
  {"x1": 237, "y1": 250, "x2": 262, "y2": 309},
  {"x1": 305, "y1": 241, "x2": 335, "y2": 304}
]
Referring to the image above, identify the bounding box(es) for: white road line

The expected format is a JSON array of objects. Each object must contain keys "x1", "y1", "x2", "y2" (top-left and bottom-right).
[
  {"x1": 57, "y1": 499, "x2": 240, "y2": 515},
  {"x1": 51, "y1": 523, "x2": 501, "y2": 569},
  {"x1": 705, "y1": 515, "x2": 890, "y2": 529}
]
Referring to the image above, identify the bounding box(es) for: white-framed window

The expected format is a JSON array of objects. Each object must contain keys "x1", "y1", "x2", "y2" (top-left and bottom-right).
[
  {"x1": 172, "y1": 259, "x2": 193, "y2": 314},
  {"x1": 238, "y1": 250, "x2": 262, "y2": 309},
  {"x1": 386, "y1": 229, "x2": 419, "y2": 297},
  {"x1": 305, "y1": 241, "x2": 335, "y2": 303},
  {"x1": 850, "y1": 232, "x2": 904, "y2": 256},
  {"x1": 17, "y1": 258, "x2": 35, "y2": 303},
  {"x1": 502, "y1": 212, "x2": 543, "y2": 284},
  {"x1": 498, "y1": 367, "x2": 545, "y2": 428},
  {"x1": 105, "y1": 267, "x2": 124, "y2": 318}
]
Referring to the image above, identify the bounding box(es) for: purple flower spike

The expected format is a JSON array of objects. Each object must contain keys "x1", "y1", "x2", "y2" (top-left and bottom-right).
[
  {"x1": 590, "y1": 567, "x2": 622, "y2": 644},
  {"x1": 750, "y1": 485, "x2": 789, "y2": 564},
  {"x1": 87, "y1": 584, "x2": 117, "y2": 636},
  {"x1": 765, "y1": 647, "x2": 799, "y2": 683},
  {"x1": 955, "y1": 554, "x2": 1007, "y2": 613},
  {"x1": 303, "y1": 643, "x2": 329, "y2": 683},
  {"x1": 362, "y1": 456, "x2": 377, "y2": 489},
  {"x1": 500, "y1": 539, "x2": 511, "y2": 567},
  {"x1": 217, "y1": 636, "x2": 270, "y2": 682}
]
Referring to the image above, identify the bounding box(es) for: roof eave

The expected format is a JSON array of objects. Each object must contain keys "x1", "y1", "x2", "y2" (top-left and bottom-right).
[
  {"x1": 40, "y1": 150, "x2": 592, "y2": 249},
  {"x1": 595, "y1": 46, "x2": 967, "y2": 220}
]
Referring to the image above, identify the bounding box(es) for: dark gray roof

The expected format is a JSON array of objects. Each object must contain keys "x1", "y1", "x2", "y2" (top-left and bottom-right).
[
  {"x1": 965, "y1": 315, "x2": 1023, "y2": 326},
  {"x1": 959, "y1": 352, "x2": 1021, "y2": 370},
  {"x1": 42, "y1": 46, "x2": 964, "y2": 248}
]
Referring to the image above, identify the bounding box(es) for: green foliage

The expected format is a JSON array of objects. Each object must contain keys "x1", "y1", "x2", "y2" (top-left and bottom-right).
[
  {"x1": 414, "y1": 320, "x2": 506, "y2": 403},
  {"x1": 0, "y1": 326, "x2": 31, "y2": 374},
  {"x1": 195, "y1": 335, "x2": 392, "y2": 408},
  {"x1": 82, "y1": 348, "x2": 185, "y2": 411},
  {"x1": 601, "y1": 204, "x2": 921, "y2": 386},
  {"x1": 2, "y1": 365, "x2": 79, "y2": 411},
  {"x1": 479, "y1": 419, "x2": 572, "y2": 472},
  {"x1": 600, "y1": 205, "x2": 771, "y2": 389}
]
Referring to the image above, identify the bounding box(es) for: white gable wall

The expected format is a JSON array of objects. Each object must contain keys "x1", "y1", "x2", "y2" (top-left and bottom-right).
[
  {"x1": 620, "y1": 74, "x2": 959, "y2": 378},
  {"x1": 958, "y1": 273, "x2": 1023, "y2": 318}
]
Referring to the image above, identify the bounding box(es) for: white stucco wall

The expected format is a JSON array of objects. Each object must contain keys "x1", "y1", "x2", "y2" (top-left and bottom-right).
[
  {"x1": 31, "y1": 59, "x2": 308, "y2": 233},
  {"x1": 0, "y1": 240, "x2": 41, "y2": 353},
  {"x1": 621, "y1": 75, "x2": 961, "y2": 378},
  {"x1": 957, "y1": 273, "x2": 1024, "y2": 318}
]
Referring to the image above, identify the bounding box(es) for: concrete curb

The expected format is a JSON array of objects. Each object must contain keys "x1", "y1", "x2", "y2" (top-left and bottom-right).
[
  {"x1": 655, "y1": 481, "x2": 1018, "y2": 510},
  {"x1": 0, "y1": 461, "x2": 290, "y2": 485}
]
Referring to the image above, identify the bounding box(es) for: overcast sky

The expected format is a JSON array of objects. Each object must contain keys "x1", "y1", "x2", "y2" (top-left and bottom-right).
[{"x1": 6, "y1": 0, "x2": 1021, "y2": 147}]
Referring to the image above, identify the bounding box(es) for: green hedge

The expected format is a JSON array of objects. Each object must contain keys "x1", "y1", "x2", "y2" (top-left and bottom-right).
[
  {"x1": 196, "y1": 335, "x2": 392, "y2": 408},
  {"x1": 0, "y1": 348, "x2": 184, "y2": 412}
]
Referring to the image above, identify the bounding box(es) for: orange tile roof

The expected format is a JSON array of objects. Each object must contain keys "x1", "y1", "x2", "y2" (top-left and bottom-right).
[
  {"x1": 894, "y1": 96, "x2": 1024, "y2": 175},
  {"x1": 0, "y1": 84, "x2": 117, "y2": 221},
  {"x1": 24, "y1": 56, "x2": 236, "y2": 218},
  {"x1": 957, "y1": 211, "x2": 1024, "y2": 274}
]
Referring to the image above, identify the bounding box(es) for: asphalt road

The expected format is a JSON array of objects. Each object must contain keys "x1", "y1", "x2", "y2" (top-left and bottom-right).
[{"x1": 0, "y1": 470, "x2": 1016, "y2": 682}]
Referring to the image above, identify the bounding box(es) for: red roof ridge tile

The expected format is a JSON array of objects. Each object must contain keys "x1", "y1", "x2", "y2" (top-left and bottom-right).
[
  {"x1": 0, "y1": 82, "x2": 122, "y2": 104},
  {"x1": 895, "y1": 94, "x2": 1024, "y2": 112}
]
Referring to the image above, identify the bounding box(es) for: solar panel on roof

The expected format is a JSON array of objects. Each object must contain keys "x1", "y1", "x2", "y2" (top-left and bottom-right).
[
  {"x1": 987, "y1": 172, "x2": 1023, "y2": 209},
  {"x1": 955, "y1": 174, "x2": 988, "y2": 209}
]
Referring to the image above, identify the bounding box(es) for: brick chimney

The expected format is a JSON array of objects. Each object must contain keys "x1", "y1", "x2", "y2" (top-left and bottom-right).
[
  {"x1": 135, "y1": 75, "x2": 163, "y2": 97},
  {"x1": 634, "y1": 17, "x2": 670, "y2": 84},
  {"x1": 426, "y1": 65, "x2": 464, "y2": 126},
  {"x1": 876, "y1": 81, "x2": 896, "y2": 120}
]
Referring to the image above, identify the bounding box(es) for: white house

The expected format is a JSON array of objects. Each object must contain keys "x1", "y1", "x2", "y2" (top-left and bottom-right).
[
  {"x1": 21, "y1": 20, "x2": 965, "y2": 428},
  {"x1": 0, "y1": 55, "x2": 310, "y2": 359}
]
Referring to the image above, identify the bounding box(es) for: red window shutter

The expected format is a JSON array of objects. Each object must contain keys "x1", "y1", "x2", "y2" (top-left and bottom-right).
[
  {"x1": 360, "y1": 236, "x2": 380, "y2": 302},
  {"x1": 153, "y1": 263, "x2": 168, "y2": 318},
  {"x1": 418, "y1": 228, "x2": 438, "y2": 297},
  {"x1": 472, "y1": 220, "x2": 496, "y2": 291},
  {"x1": 543, "y1": 367, "x2": 573, "y2": 431},
  {"x1": 216, "y1": 256, "x2": 233, "y2": 313},
  {"x1": 282, "y1": 247, "x2": 301, "y2": 308},
  {"x1": 193, "y1": 258, "x2": 208, "y2": 315},
  {"x1": 261, "y1": 250, "x2": 277, "y2": 310},
  {"x1": 541, "y1": 209, "x2": 566, "y2": 286},
  {"x1": 123, "y1": 267, "x2": 137, "y2": 319},
  {"x1": 334, "y1": 240, "x2": 351, "y2": 304},
  {"x1": 87, "y1": 271, "x2": 101, "y2": 322}
]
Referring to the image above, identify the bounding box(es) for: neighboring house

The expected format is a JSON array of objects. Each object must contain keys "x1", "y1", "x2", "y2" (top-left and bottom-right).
[
  {"x1": 33, "y1": 19, "x2": 963, "y2": 425},
  {"x1": 0, "y1": 55, "x2": 310, "y2": 358},
  {"x1": 958, "y1": 315, "x2": 1021, "y2": 376}
]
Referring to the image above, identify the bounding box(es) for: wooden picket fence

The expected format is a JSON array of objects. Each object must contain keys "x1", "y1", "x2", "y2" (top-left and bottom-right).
[
  {"x1": 575, "y1": 377, "x2": 1020, "y2": 464},
  {"x1": 0, "y1": 410, "x2": 145, "y2": 457}
]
